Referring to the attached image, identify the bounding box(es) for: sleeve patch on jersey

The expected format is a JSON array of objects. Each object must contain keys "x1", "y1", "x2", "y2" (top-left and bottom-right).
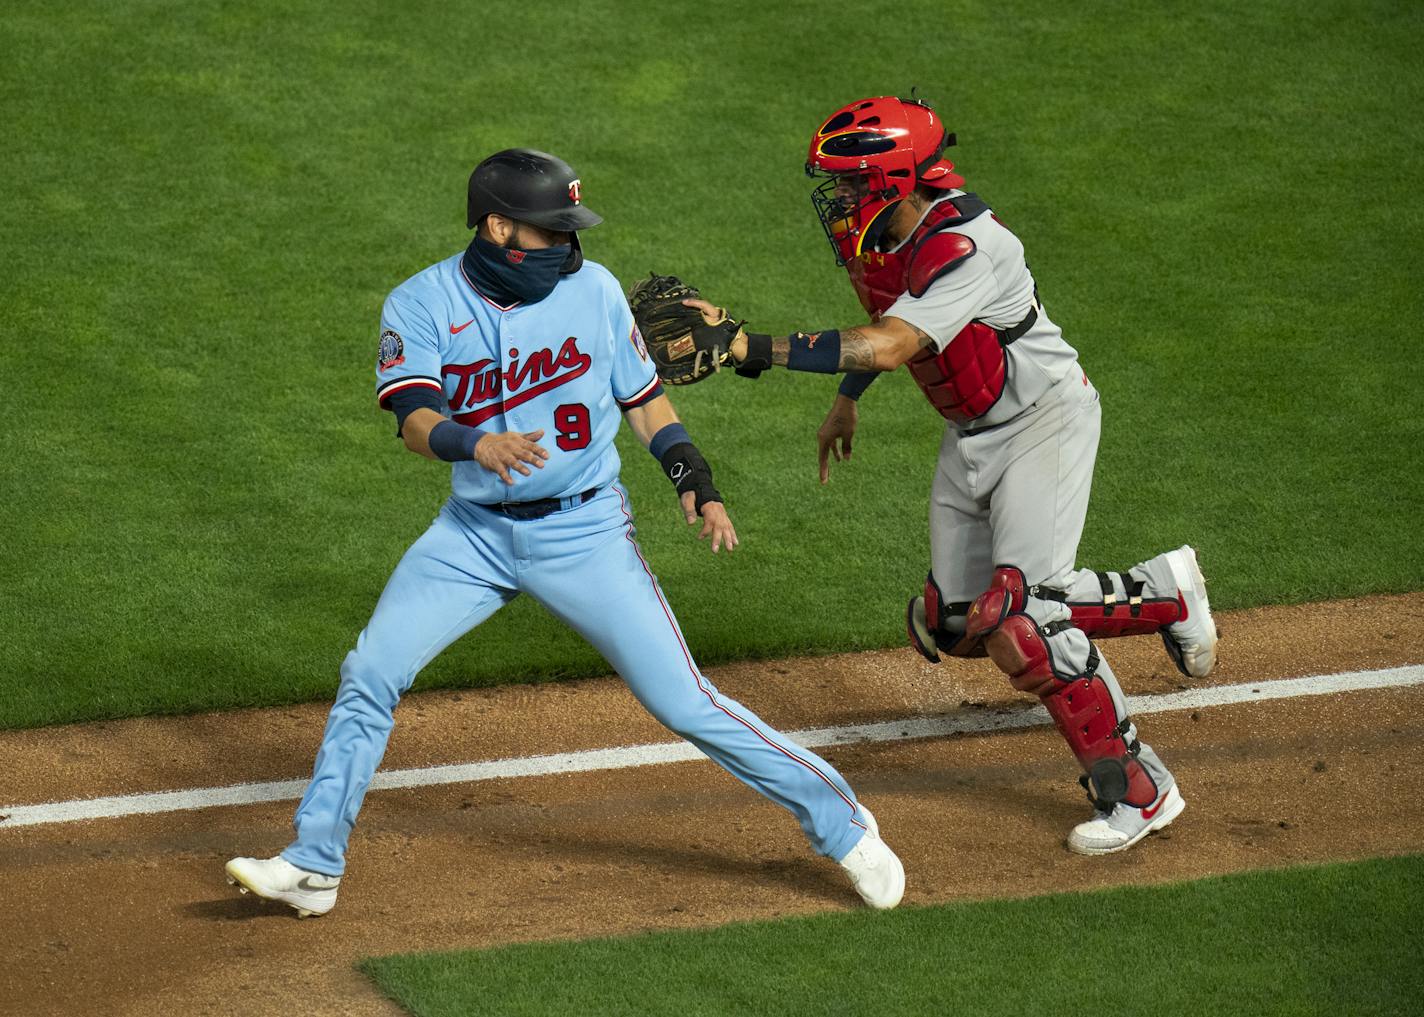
[
  {"x1": 631, "y1": 323, "x2": 648, "y2": 361},
  {"x1": 377, "y1": 330, "x2": 406, "y2": 372}
]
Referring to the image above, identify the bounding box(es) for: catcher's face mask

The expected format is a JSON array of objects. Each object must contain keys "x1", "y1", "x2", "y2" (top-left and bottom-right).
[
  {"x1": 809, "y1": 167, "x2": 902, "y2": 267},
  {"x1": 805, "y1": 95, "x2": 964, "y2": 266}
]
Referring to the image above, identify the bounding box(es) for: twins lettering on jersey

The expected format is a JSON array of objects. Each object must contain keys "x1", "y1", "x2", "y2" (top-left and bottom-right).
[{"x1": 446, "y1": 336, "x2": 591, "y2": 427}]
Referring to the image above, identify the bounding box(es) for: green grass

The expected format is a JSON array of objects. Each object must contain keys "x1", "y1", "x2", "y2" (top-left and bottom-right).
[
  {"x1": 362, "y1": 853, "x2": 1424, "y2": 1017},
  {"x1": 3, "y1": 0, "x2": 1423, "y2": 727}
]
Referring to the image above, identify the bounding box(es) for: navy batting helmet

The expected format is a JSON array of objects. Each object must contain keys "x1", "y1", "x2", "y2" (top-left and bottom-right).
[{"x1": 466, "y1": 148, "x2": 603, "y2": 231}]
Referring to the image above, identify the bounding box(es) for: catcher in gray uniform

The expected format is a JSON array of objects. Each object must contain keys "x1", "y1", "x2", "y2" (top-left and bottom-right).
[{"x1": 633, "y1": 94, "x2": 1220, "y2": 855}]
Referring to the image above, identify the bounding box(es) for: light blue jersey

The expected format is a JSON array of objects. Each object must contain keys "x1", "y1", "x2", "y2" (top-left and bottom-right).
[
  {"x1": 279, "y1": 250, "x2": 870, "y2": 882},
  {"x1": 375, "y1": 253, "x2": 659, "y2": 503}
]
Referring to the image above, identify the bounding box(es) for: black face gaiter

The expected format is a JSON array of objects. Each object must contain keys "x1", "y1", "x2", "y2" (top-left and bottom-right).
[{"x1": 462, "y1": 233, "x2": 573, "y2": 306}]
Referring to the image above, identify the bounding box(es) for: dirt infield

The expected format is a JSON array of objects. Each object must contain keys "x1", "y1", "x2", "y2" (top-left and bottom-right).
[{"x1": 2, "y1": 593, "x2": 1422, "y2": 1017}]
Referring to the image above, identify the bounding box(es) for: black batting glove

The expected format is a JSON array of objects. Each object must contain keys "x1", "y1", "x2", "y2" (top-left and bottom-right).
[{"x1": 659, "y1": 442, "x2": 722, "y2": 515}]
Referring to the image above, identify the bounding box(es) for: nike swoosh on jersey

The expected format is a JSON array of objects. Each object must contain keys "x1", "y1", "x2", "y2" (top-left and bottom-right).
[{"x1": 450, "y1": 319, "x2": 474, "y2": 335}]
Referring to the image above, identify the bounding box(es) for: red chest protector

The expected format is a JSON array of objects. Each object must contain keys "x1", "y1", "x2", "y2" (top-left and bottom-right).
[{"x1": 846, "y1": 194, "x2": 1036, "y2": 426}]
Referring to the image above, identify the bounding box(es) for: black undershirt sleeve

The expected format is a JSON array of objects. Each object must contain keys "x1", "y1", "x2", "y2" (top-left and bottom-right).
[{"x1": 384, "y1": 386, "x2": 445, "y2": 436}]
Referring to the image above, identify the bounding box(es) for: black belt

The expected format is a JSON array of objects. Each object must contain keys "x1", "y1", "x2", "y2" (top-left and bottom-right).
[
  {"x1": 485, "y1": 487, "x2": 598, "y2": 520},
  {"x1": 957, "y1": 415, "x2": 1015, "y2": 439}
]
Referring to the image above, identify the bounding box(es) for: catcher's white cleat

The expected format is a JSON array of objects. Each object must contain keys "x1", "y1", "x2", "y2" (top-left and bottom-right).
[
  {"x1": 1067, "y1": 784, "x2": 1186, "y2": 856},
  {"x1": 1161, "y1": 546, "x2": 1218, "y2": 678},
  {"x1": 838, "y1": 807, "x2": 905, "y2": 910},
  {"x1": 225, "y1": 855, "x2": 340, "y2": 917}
]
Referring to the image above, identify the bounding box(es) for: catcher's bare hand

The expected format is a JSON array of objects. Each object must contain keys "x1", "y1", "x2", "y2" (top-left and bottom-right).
[
  {"x1": 475, "y1": 429, "x2": 549, "y2": 485},
  {"x1": 680, "y1": 492, "x2": 738, "y2": 553},
  {"x1": 626, "y1": 273, "x2": 743, "y2": 385},
  {"x1": 680, "y1": 297, "x2": 727, "y2": 326},
  {"x1": 683, "y1": 298, "x2": 749, "y2": 361},
  {"x1": 817, "y1": 394, "x2": 859, "y2": 485}
]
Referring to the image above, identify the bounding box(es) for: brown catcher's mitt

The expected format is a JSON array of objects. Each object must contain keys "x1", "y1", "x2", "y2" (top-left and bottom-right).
[{"x1": 627, "y1": 273, "x2": 742, "y2": 385}]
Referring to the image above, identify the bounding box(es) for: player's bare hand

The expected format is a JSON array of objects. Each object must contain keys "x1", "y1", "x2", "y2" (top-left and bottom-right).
[
  {"x1": 817, "y1": 394, "x2": 859, "y2": 484},
  {"x1": 680, "y1": 492, "x2": 739, "y2": 553},
  {"x1": 475, "y1": 429, "x2": 549, "y2": 485},
  {"x1": 681, "y1": 297, "x2": 727, "y2": 326},
  {"x1": 682, "y1": 297, "x2": 749, "y2": 362}
]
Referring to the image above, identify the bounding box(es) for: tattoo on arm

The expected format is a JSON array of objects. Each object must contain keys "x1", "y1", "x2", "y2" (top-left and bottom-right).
[
  {"x1": 771, "y1": 336, "x2": 790, "y2": 366},
  {"x1": 838, "y1": 328, "x2": 876, "y2": 372},
  {"x1": 908, "y1": 323, "x2": 935, "y2": 349}
]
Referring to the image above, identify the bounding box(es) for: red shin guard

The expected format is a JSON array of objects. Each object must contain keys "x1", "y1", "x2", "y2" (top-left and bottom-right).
[
  {"x1": 1068, "y1": 572, "x2": 1185, "y2": 640},
  {"x1": 1041, "y1": 677, "x2": 1159, "y2": 808},
  {"x1": 973, "y1": 567, "x2": 1160, "y2": 809}
]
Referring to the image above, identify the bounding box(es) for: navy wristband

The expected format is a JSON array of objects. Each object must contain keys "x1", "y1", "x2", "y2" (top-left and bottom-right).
[
  {"x1": 785, "y1": 330, "x2": 842, "y2": 374},
  {"x1": 649, "y1": 422, "x2": 692, "y2": 461},
  {"x1": 838, "y1": 371, "x2": 879, "y2": 401},
  {"x1": 428, "y1": 420, "x2": 485, "y2": 462}
]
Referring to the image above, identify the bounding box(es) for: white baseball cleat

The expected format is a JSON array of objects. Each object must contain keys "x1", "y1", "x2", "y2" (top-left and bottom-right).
[
  {"x1": 838, "y1": 806, "x2": 905, "y2": 910},
  {"x1": 225, "y1": 855, "x2": 340, "y2": 917},
  {"x1": 1067, "y1": 784, "x2": 1186, "y2": 856},
  {"x1": 1162, "y1": 545, "x2": 1218, "y2": 678}
]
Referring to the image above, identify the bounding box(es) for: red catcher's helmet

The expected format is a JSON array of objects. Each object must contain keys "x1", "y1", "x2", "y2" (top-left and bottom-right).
[{"x1": 806, "y1": 95, "x2": 964, "y2": 266}]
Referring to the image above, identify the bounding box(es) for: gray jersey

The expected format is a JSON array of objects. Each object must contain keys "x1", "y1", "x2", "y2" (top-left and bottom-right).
[{"x1": 885, "y1": 193, "x2": 1081, "y2": 427}]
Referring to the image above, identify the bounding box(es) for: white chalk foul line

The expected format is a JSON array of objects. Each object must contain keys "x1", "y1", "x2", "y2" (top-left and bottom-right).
[{"x1": 2, "y1": 664, "x2": 1421, "y2": 831}]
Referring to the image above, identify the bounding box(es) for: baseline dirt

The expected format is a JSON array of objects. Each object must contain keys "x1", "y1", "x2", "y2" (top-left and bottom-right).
[{"x1": 2, "y1": 593, "x2": 1422, "y2": 1016}]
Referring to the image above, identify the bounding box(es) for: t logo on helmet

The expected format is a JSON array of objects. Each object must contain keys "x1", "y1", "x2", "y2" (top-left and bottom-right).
[{"x1": 465, "y1": 149, "x2": 603, "y2": 234}]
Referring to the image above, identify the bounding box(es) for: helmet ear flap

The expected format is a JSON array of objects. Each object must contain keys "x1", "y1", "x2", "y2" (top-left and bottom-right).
[{"x1": 560, "y1": 233, "x2": 583, "y2": 275}]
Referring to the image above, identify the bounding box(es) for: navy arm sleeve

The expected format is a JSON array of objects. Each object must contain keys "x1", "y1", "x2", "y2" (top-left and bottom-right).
[{"x1": 385, "y1": 385, "x2": 445, "y2": 437}]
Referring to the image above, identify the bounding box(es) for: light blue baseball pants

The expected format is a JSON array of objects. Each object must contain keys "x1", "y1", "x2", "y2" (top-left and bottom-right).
[{"x1": 282, "y1": 484, "x2": 868, "y2": 876}]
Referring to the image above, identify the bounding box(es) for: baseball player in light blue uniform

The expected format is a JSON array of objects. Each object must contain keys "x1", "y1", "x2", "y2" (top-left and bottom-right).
[{"x1": 226, "y1": 149, "x2": 904, "y2": 916}]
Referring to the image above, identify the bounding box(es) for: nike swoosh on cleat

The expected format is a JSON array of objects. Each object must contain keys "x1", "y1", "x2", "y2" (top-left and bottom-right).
[
  {"x1": 1141, "y1": 796, "x2": 1168, "y2": 820},
  {"x1": 296, "y1": 876, "x2": 335, "y2": 891},
  {"x1": 450, "y1": 319, "x2": 474, "y2": 334}
]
